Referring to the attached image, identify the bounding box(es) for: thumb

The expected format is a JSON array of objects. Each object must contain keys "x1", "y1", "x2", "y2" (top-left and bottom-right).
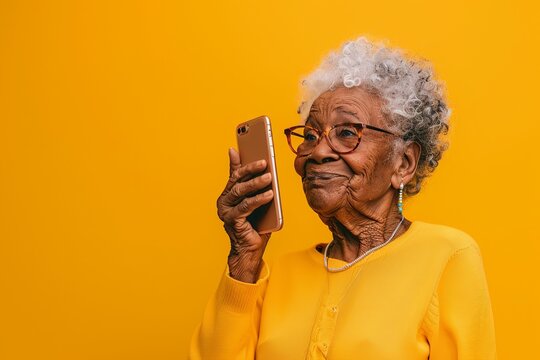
[{"x1": 228, "y1": 147, "x2": 241, "y2": 175}]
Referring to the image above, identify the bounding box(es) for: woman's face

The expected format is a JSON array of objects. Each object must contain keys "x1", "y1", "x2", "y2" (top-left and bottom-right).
[{"x1": 294, "y1": 86, "x2": 399, "y2": 219}]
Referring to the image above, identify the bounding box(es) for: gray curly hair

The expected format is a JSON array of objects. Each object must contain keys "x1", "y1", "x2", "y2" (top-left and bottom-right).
[{"x1": 298, "y1": 37, "x2": 450, "y2": 196}]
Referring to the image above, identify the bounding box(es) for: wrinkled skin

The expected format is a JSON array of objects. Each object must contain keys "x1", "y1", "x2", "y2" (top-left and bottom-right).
[
  {"x1": 217, "y1": 150, "x2": 273, "y2": 283},
  {"x1": 216, "y1": 86, "x2": 421, "y2": 283},
  {"x1": 294, "y1": 86, "x2": 420, "y2": 262}
]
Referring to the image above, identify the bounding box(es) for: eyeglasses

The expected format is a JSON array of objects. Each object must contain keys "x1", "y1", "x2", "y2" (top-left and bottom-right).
[{"x1": 284, "y1": 123, "x2": 398, "y2": 156}]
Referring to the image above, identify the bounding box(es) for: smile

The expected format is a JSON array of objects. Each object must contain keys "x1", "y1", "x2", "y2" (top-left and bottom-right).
[{"x1": 304, "y1": 172, "x2": 347, "y2": 181}]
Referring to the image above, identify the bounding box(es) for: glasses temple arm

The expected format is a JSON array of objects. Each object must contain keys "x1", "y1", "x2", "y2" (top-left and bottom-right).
[
  {"x1": 289, "y1": 132, "x2": 304, "y2": 139},
  {"x1": 363, "y1": 124, "x2": 397, "y2": 136}
]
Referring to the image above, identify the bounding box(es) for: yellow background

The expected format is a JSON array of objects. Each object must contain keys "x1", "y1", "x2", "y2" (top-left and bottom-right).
[{"x1": 1, "y1": 0, "x2": 538, "y2": 358}]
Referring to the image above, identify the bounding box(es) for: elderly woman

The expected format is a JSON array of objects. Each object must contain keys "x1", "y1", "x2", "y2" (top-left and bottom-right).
[{"x1": 190, "y1": 37, "x2": 496, "y2": 359}]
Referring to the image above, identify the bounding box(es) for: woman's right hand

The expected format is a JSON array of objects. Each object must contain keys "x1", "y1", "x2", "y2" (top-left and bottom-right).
[{"x1": 217, "y1": 148, "x2": 274, "y2": 283}]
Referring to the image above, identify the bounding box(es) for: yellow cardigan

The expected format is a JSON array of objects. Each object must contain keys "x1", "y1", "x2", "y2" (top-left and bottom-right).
[{"x1": 190, "y1": 221, "x2": 496, "y2": 359}]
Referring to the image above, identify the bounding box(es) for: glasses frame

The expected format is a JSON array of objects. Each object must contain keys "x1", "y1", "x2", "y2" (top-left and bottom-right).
[{"x1": 284, "y1": 122, "x2": 399, "y2": 155}]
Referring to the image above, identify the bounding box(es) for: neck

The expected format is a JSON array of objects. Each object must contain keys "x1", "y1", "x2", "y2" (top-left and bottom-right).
[{"x1": 320, "y1": 200, "x2": 409, "y2": 263}]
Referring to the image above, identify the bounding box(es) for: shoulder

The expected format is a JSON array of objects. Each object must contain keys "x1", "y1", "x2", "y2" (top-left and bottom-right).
[
  {"x1": 402, "y1": 221, "x2": 485, "y2": 272},
  {"x1": 410, "y1": 221, "x2": 480, "y2": 253}
]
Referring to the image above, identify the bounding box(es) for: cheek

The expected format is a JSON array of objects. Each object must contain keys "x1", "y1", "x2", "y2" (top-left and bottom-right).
[
  {"x1": 342, "y1": 152, "x2": 385, "y2": 192},
  {"x1": 341, "y1": 154, "x2": 372, "y2": 181},
  {"x1": 346, "y1": 157, "x2": 393, "y2": 199},
  {"x1": 294, "y1": 156, "x2": 306, "y2": 177}
]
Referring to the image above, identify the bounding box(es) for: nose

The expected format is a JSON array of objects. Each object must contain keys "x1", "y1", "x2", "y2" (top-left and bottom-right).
[{"x1": 308, "y1": 133, "x2": 340, "y2": 163}]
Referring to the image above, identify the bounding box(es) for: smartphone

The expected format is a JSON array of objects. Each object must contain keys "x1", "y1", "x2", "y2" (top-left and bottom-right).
[{"x1": 236, "y1": 115, "x2": 283, "y2": 234}]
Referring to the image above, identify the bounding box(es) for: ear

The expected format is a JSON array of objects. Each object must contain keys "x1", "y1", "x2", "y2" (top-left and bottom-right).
[{"x1": 391, "y1": 141, "x2": 421, "y2": 189}]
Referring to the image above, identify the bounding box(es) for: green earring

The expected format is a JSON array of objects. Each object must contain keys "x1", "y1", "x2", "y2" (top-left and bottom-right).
[{"x1": 398, "y1": 182, "x2": 404, "y2": 214}]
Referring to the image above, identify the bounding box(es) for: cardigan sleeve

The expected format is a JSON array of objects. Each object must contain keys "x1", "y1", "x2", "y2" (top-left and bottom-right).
[
  {"x1": 427, "y1": 245, "x2": 497, "y2": 360},
  {"x1": 189, "y1": 262, "x2": 269, "y2": 360}
]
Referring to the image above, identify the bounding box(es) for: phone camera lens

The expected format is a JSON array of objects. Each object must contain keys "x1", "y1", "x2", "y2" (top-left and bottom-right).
[
  {"x1": 237, "y1": 128, "x2": 241, "y2": 134},
  {"x1": 241, "y1": 127, "x2": 246, "y2": 133}
]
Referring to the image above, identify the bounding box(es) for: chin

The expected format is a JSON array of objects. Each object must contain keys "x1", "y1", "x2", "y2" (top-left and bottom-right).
[{"x1": 304, "y1": 188, "x2": 343, "y2": 216}]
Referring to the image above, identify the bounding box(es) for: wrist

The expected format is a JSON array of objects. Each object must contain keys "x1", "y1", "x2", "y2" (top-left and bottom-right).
[{"x1": 227, "y1": 250, "x2": 264, "y2": 283}]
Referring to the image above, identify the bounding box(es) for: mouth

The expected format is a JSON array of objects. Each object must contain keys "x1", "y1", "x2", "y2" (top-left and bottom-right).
[{"x1": 303, "y1": 172, "x2": 347, "y2": 181}]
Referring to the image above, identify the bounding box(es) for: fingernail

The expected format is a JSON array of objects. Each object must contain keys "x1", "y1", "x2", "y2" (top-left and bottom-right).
[
  {"x1": 262, "y1": 173, "x2": 271, "y2": 180},
  {"x1": 258, "y1": 159, "x2": 266, "y2": 166}
]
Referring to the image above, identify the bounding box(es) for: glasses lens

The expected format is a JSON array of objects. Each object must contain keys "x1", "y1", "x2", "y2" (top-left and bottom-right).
[
  {"x1": 328, "y1": 125, "x2": 361, "y2": 153},
  {"x1": 288, "y1": 126, "x2": 319, "y2": 155}
]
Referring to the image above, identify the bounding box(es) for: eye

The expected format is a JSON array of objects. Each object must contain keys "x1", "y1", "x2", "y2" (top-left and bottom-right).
[
  {"x1": 335, "y1": 126, "x2": 358, "y2": 138},
  {"x1": 304, "y1": 128, "x2": 319, "y2": 142}
]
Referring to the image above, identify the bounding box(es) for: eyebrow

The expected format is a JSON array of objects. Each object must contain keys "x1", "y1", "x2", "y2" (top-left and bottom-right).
[
  {"x1": 335, "y1": 106, "x2": 360, "y2": 120},
  {"x1": 305, "y1": 116, "x2": 317, "y2": 127},
  {"x1": 306, "y1": 106, "x2": 363, "y2": 127}
]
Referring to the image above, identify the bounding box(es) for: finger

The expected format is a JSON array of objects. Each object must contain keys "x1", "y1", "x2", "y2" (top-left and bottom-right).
[
  {"x1": 226, "y1": 172, "x2": 272, "y2": 204},
  {"x1": 223, "y1": 159, "x2": 267, "y2": 193},
  {"x1": 230, "y1": 189, "x2": 274, "y2": 219},
  {"x1": 235, "y1": 159, "x2": 267, "y2": 182},
  {"x1": 228, "y1": 148, "x2": 241, "y2": 176}
]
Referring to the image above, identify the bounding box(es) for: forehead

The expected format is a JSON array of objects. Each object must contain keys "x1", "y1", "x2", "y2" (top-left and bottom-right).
[{"x1": 308, "y1": 86, "x2": 385, "y2": 125}]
